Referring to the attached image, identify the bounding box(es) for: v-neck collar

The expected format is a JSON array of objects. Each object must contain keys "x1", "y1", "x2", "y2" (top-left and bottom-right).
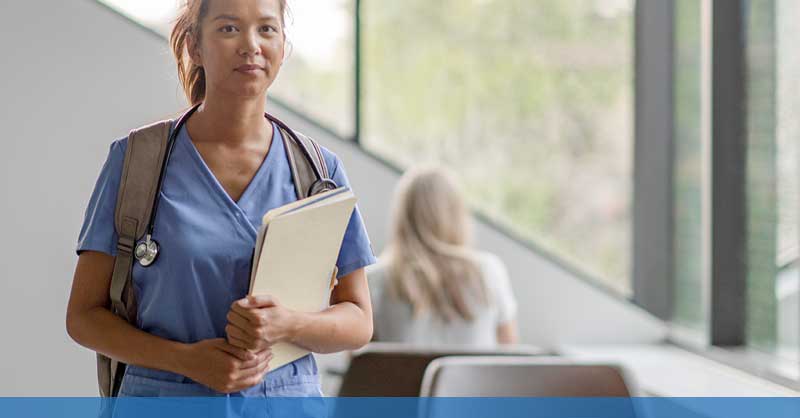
[{"x1": 178, "y1": 121, "x2": 281, "y2": 226}]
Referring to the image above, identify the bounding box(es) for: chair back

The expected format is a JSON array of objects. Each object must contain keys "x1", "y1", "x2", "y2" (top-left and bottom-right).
[
  {"x1": 337, "y1": 343, "x2": 548, "y2": 397},
  {"x1": 420, "y1": 356, "x2": 634, "y2": 397}
]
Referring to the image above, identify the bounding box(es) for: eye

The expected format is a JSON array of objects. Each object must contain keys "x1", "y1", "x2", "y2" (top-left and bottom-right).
[
  {"x1": 219, "y1": 25, "x2": 238, "y2": 33},
  {"x1": 259, "y1": 25, "x2": 278, "y2": 33}
]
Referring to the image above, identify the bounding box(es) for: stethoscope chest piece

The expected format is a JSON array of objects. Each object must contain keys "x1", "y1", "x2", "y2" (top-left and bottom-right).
[
  {"x1": 134, "y1": 235, "x2": 160, "y2": 267},
  {"x1": 307, "y1": 178, "x2": 339, "y2": 197}
]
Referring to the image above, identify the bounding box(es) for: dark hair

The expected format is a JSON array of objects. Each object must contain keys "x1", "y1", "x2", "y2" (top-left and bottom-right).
[{"x1": 170, "y1": 0, "x2": 289, "y2": 105}]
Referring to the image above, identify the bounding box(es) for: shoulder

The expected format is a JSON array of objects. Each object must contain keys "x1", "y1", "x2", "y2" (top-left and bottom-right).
[
  {"x1": 366, "y1": 257, "x2": 390, "y2": 280},
  {"x1": 472, "y1": 250, "x2": 506, "y2": 275},
  {"x1": 111, "y1": 136, "x2": 129, "y2": 154},
  {"x1": 99, "y1": 136, "x2": 129, "y2": 174},
  {"x1": 318, "y1": 144, "x2": 343, "y2": 177},
  {"x1": 285, "y1": 127, "x2": 346, "y2": 178},
  {"x1": 366, "y1": 257, "x2": 391, "y2": 302},
  {"x1": 471, "y1": 250, "x2": 511, "y2": 289},
  {"x1": 102, "y1": 115, "x2": 176, "y2": 171}
]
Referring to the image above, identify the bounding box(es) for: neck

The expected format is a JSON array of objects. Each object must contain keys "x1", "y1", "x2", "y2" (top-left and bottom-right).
[{"x1": 191, "y1": 93, "x2": 270, "y2": 146}]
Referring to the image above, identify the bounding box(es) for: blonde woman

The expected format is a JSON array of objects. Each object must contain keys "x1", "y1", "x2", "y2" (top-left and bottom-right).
[
  {"x1": 66, "y1": 0, "x2": 375, "y2": 397},
  {"x1": 368, "y1": 166, "x2": 519, "y2": 346}
]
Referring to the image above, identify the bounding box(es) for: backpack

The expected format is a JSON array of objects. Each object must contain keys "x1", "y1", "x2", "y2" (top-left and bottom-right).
[{"x1": 97, "y1": 112, "x2": 333, "y2": 397}]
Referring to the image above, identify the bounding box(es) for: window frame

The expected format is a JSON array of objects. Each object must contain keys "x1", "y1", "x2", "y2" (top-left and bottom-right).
[{"x1": 641, "y1": 0, "x2": 800, "y2": 389}]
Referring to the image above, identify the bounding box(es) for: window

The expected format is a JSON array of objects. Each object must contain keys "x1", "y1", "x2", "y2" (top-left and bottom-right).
[
  {"x1": 99, "y1": 0, "x2": 177, "y2": 36},
  {"x1": 745, "y1": 0, "x2": 799, "y2": 371},
  {"x1": 270, "y1": 0, "x2": 354, "y2": 137},
  {"x1": 772, "y1": 0, "x2": 799, "y2": 366},
  {"x1": 100, "y1": 0, "x2": 636, "y2": 294},
  {"x1": 93, "y1": 0, "x2": 800, "y2": 384},
  {"x1": 98, "y1": 0, "x2": 355, "y2": 138},
  {"x1": 672, "y1": 0, "x2": 709, "y2": 332},
  {"x1": 669, "y1": 0, "x2": 799, "y2": 381},
  {"x1": 361, "y1": 0, "x2": 635, "y2": 294}
]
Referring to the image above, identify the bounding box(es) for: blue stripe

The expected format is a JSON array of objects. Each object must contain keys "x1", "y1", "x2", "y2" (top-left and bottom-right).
[{"x1": 3, "y1": 398, "x2": 800, "y2": 418}]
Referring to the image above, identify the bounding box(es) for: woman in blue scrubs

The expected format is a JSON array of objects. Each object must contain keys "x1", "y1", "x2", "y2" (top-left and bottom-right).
[{"x1": 66, "y1": 0, "x2": 376, "y2": 397}]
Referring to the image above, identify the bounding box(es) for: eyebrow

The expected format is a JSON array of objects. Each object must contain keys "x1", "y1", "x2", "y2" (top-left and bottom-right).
[
  {"x1": 212, "y1": 14, "x2": 279, "y2": 22},
  {"x1": 212, "y1": 14, "x2": 240, "y2": 22}
]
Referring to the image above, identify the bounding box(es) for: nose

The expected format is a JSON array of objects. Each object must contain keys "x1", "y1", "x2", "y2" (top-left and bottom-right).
[{"x1": 237, "y1": 30, "x2": 260, "y2": 57}]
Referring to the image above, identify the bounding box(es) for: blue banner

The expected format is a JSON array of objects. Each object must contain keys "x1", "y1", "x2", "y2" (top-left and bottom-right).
[{"x1": 1, "y1": 397, "x2": 798, "y2": 418}]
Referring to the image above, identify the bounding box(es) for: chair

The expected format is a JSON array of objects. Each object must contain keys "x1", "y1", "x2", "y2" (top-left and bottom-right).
[
  {"x1": 335, "y1": 343, "x2": 549, "y2": 397},
  {"x1": 420, "y1": 356, "x2": 635, "y2": 397}
]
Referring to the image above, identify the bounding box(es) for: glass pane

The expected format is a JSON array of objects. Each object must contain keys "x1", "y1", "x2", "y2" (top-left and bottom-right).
[
  {"x1": 672, "y1": 0, "x2": 708, "y2": 331},
  {"x1": 774, "y1": 0, "x2": 799, "y2": 364},
  {"x1": 271, "y1": 0, "x2": 354, "y2": 137},
  {"x1": 745, "y1": 0, "x2": 799, "y2": 370},
  {"x1": 745, "y1": 0, "x2": 778, "y2": 354},
  {"x1": 97, "y1": 0, "x2": 355, "y2": 138},
  {"x1": 362, "y1": 0, "x2": 634, "y2": 293},
  {"x1": 99, "y1": 0, "x2": 179, "y2": 33}
]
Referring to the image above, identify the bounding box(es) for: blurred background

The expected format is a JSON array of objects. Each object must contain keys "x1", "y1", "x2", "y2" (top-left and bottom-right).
[{"x1": 0, "y1": 0, "x2": 797, "y2": 397}]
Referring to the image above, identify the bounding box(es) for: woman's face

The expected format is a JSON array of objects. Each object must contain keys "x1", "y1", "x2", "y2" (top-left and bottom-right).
[{"x1": 192, "y1": 0, "x2": 285, "y2": 100}]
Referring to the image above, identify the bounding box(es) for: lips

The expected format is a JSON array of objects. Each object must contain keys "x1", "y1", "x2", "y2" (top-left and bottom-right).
[{"x1": 235, "y1": 64, "x2": 264, "y2": 72}]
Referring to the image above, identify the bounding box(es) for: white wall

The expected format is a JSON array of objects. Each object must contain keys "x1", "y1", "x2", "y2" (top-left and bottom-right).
[
  {"x1": 0, "y1": 0, "x2": 665, "y2": 396},
  {"x1": 0, "y1": 0, "x2": 185, "y2": 396}
]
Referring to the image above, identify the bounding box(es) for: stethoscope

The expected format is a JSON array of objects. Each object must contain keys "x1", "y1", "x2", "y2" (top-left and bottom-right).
[{"x1": 134, "y1": 103, "x2": 338, "y2": 267}]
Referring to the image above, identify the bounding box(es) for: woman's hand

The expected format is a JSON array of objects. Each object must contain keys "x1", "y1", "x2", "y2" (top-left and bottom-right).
[
  {"x1": 225, "y1": 268, "x2": 372, "y2": 355},
  {"x1": 226, "y1": 295, "x2": 299, "y2": 352},
  {"x1": 178, "y1": 338, "x2": 272, "y2": 394}
]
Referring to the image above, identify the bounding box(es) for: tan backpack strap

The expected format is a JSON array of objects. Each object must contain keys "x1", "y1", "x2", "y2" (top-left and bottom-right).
[
  {"x1": 111, "y1": 120, "x2": 172, "y2": 322},
  {"x1": 279, "y1": 125, "x2": 332, "y2": 199},
  {"x1": 97, "y1": 119, "x2": 172, "y2": 397}
]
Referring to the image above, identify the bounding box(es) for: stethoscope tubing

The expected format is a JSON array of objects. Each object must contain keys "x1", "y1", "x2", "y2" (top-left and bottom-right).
[{"x1": 134, "y1": 103, "x2": 334, "y2": 267}]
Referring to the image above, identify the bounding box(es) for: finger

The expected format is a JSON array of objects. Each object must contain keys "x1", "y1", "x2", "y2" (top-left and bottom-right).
[
  {"x1": 239, "y1": 352, "x2": 273, "y2": 373},
  {"x1": 230, "y1": 303, "x2": 263, "y2": 326},
  {"x1": 253, "y1": 344, "x2": 273, "y2": 356},
  {"x1": 227, "y1": 355, "x2": 273, "y2": 392},
  {"x1": 227, "y1": 309, "x2": 257, "y2": 331},
  {"x1": 235, "y1": 354, "x2": 273, "y2": 383},
  {"x1": 226, "y1": 320, "x2": 263, "y2": 344},
  {"x1": 232, "y1": 344, "x2": 272, "y2": 370},
  {"x1": 243, "y1": 295, "x2": 278, "y2": 309},
  {"x1": 229, "y1": 326, "x2": 269, "y2": 351},
  {"x1": 226, "y1": 321, "x2": 258, "y2": 344},
  {"x1": 239, "y1": 351, "x2": 272, "y2": 370},
  {"x1": 226, "y1": 333, "x2": 252, "y2": 351},
  {"x1": 216, "y1": 341, "x2": 256, "y2": 362}
]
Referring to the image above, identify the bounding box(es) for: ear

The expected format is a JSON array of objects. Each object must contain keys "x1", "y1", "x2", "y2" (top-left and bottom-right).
[
  {"x1": 281, "y1": 38, "x2": 292, "y2": 65},
  {"x1": 187, "y1": 31, "x2": 203, "y2": 67}
]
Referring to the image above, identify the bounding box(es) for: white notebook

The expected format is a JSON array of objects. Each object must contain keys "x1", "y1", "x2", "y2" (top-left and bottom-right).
[{"x1": 248, "y1": 187, "x2": 357, "y2": 371}]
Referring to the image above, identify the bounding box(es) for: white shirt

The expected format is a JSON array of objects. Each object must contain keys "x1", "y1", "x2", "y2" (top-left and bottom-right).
[{"x1": 367, "y1": 251, "x2": 517, "y2": 347}]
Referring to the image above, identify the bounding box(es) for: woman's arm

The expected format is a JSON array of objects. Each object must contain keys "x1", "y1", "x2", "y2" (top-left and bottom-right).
[
  {"x1": 66, "y1": 251, "x2": 271, "y2": 393},
  {"x1": 496, "y1": 319, "x2": 519, "y2": 345},
  {"x1": 66, "y1": 252, "x2": 187, "y2": 371},
  {"x1": 292, "y1": 267, "x2": 373, "y2": 352},
  {"x1": 227, "y1": 268, "x2": 373, "y2": 354}
]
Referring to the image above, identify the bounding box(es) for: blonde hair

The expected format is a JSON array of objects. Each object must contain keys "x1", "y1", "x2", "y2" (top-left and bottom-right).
[
  {"x1": 170, "y1": 0, "x2": 289, "y2": 105},
  {"x1": 384, "y1": 165, "x2": 488, "y2": 322}
]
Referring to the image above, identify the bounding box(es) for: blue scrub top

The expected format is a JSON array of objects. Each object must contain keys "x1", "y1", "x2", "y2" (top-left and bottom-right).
[{"x1": 76, "y1": 121, "x2": 376, "y2": 396}]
